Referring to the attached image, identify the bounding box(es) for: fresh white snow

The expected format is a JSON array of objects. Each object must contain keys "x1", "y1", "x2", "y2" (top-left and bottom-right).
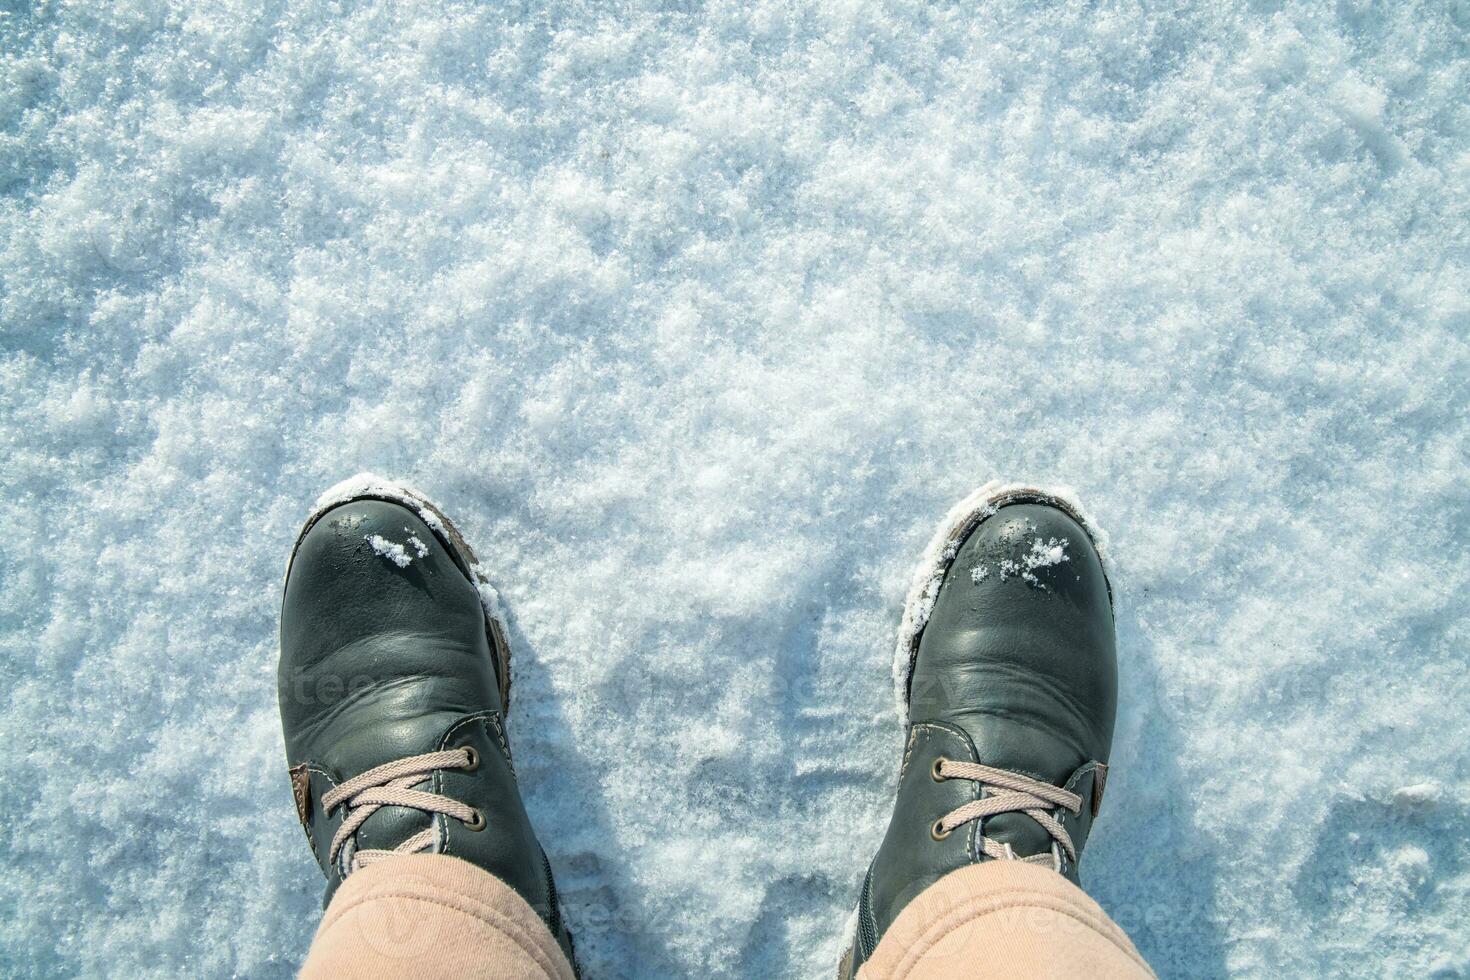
[
  {"x1": 365, "y1": 532, "x2": 418, "y2": 568},
  {"x1": 977, "y1": 531, "x2": 1071, "y2": 586},
  {"x1": 2, "y1": 2, "x2": 1468, "y2": 978}
]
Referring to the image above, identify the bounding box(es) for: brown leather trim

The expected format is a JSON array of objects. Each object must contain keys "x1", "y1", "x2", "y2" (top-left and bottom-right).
[{"x1": 290, "y1": 763, "x2": 313, "y2": 835}]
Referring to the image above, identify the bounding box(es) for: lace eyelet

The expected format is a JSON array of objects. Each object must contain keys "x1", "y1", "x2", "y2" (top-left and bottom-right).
[
  {"x1": 463, "y1": 808, "x2": 486, "y2": 831},
  {"x1": 461, "y1": 746, "x2": 480, "y2": 772},
  {"x1": 930, "y1": 819, "x2": 953, "y2": 842},
  {"x1": 930, "y1": 758, "x2": 947, "y2": 782}
]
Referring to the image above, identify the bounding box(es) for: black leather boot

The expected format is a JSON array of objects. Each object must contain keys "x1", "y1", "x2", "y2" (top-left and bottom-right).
[
  {"x1": 279, "y1": 474, "x2": 576, "y2": 969},
  {"x1": 841, "y1": 483, "x2": 1117, "y2": 978}
]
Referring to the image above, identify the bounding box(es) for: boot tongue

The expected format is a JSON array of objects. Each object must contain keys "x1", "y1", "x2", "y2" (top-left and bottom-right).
[
  {"x1": 324, "y1": 706, "x2": 462, "y2": 860},
  {"x1": 352, "y1": 780, "x2": 436, "y2": 856},
  {"x1": 954, "y1": 710, "x2": 1083, "y2": 861}
]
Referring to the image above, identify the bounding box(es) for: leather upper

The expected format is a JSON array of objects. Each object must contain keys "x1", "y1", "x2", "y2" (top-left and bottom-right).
[
  {"x1": 278, "y1": 499, "x2": 570, "y2": 952},
  {"x1": 853, "y1": 501, "x2": 1117, "y2": 969}
]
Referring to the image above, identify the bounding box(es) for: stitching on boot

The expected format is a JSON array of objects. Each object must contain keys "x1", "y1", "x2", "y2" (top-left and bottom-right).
[
  {"x1": 900, "y1": 726, "x2": 920, "y2": 776},
  {"x1": 298, "y1": 764, "x2": 341, "y2": 853},
  {"x1": 436, "y1": 711, "x2": 505, "y2": 855},
  {"x1": 488, "y1": 713, "x2": 512, "y2": 766},
  {"x1": 438, "y1": 710, "x2": 503, "y2": 753},
  {"x1": 906, "y1": 722, "x2": 985, "y2": 861}
]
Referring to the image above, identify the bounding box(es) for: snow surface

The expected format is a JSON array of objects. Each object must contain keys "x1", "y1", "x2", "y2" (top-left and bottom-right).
[{"x1": 2, "y1": 1, "x2": 1469, "y2": 977}]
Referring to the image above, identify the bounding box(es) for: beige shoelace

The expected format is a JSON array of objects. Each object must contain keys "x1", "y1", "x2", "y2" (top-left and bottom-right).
[
  {"x1": 931, "y1": 759, "x2": 1083, "y2": 871},
  {"x1": 321, "y1": 748, "x2": 481, "y2": 872}
]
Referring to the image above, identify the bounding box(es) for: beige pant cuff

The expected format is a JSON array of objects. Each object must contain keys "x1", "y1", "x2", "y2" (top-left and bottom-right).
[
  {"x1": 859, "y1": 861, "x2": 1154, "y2": 980},
  {"x1": 300, "y1": 854, "x2": 575, "y2": 980}
]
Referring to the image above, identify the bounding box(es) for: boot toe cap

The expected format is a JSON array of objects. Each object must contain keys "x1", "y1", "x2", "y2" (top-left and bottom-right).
[{"x1": 279, "y1": 498, "x2": 499, "y2": 753}]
